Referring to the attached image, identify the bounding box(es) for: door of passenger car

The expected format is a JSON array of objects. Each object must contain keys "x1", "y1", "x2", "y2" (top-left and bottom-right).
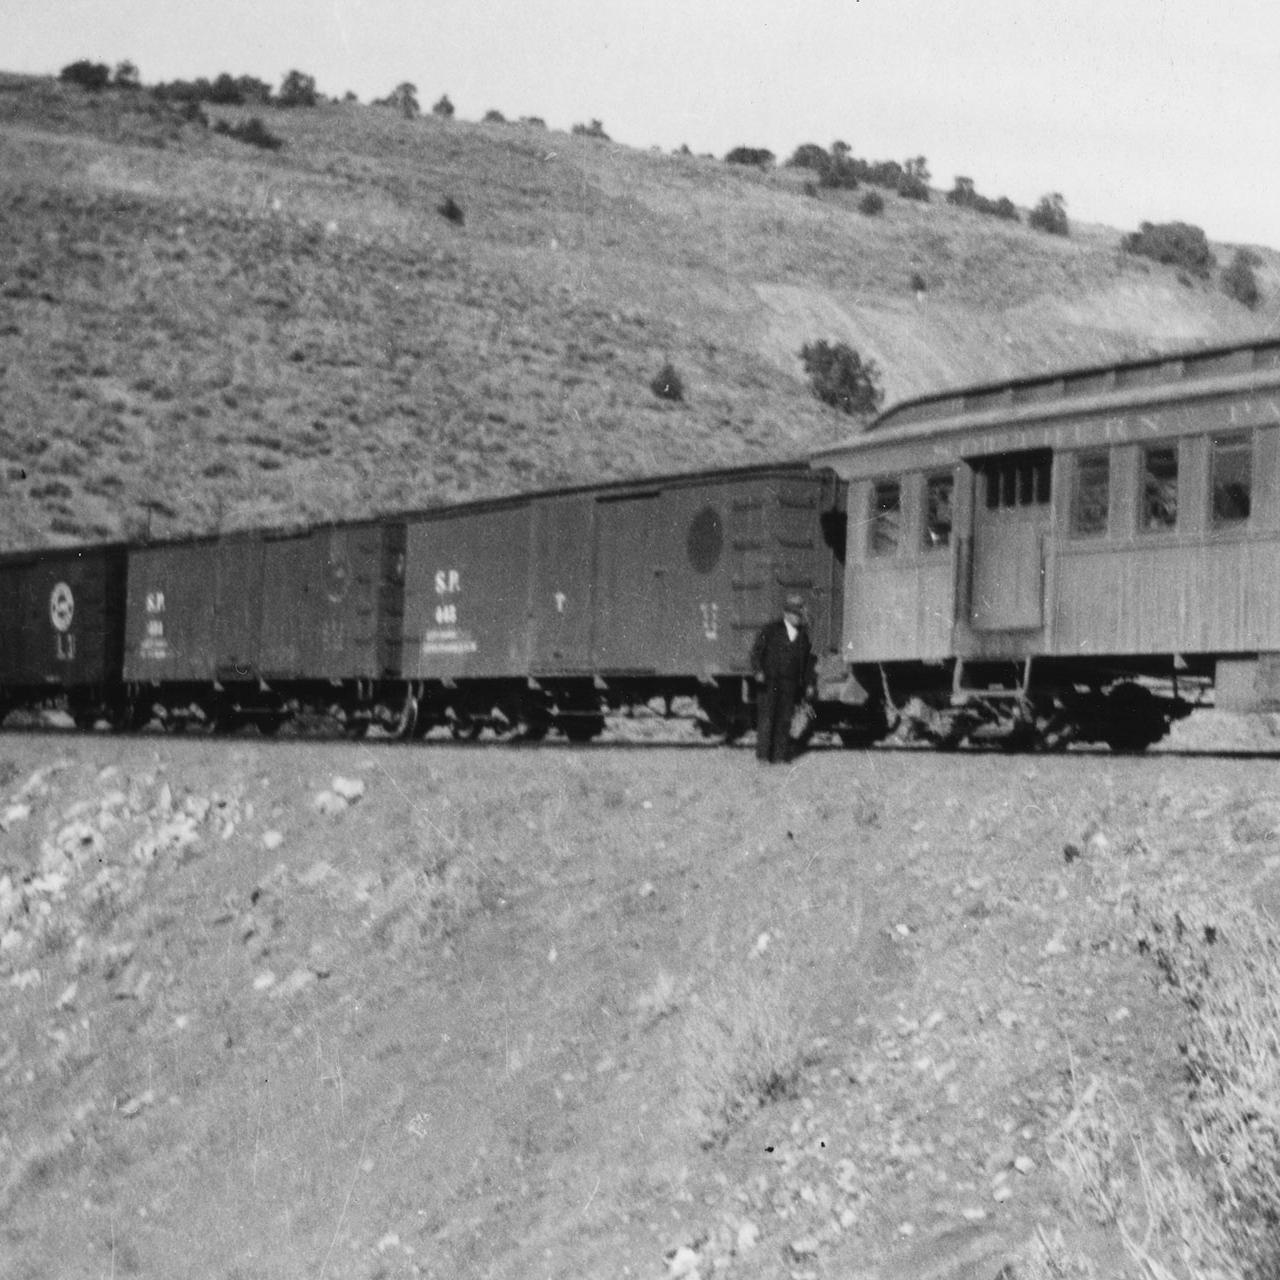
[{"x1": 968, "y1": 450, "x2": 1052, "y2": 631}]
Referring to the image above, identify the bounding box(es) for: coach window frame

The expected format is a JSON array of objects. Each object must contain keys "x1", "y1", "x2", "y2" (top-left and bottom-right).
[
  {"x1": 868, "y1": 476, "x2": 903, "y2": 558},
  {"x1": 1069, "y1": 448, "x2": 1111, "y2": 539},
  {"x1": 1208, "y1": 430, "x2": 1253, "y2": 530},
  {"x1": 922, "y1": 470, "x2": 954, "y2": 551},
  {"x1": 1138, "y1": 440, "x2": 1180, "y2": 535}
]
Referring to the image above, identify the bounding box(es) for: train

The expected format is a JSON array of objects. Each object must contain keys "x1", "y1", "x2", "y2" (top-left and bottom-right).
[{"x1": 5, "y1": 333, "x2": 1280, "y2": 751}]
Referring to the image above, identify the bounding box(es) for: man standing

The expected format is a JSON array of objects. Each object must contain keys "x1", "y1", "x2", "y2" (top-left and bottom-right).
[{"x1": 749, "y1": 593, "x2": 813, "y2": 763}]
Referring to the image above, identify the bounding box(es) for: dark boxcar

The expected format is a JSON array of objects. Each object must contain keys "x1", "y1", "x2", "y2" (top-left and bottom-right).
[
  {"x1": 259, "y1": 521, "x2": 405, "y2": 682},
  {"x1": 396, "y1": 464, "x2": 848, "y2": 739},
  {"x1": 400, "y1": 465, "x2": 844, "y2": 687},
  {"x1": 123, "y1": 533, "x2": 265, "y2": 686},
  {"x1": 0, "y1": 544, "x2": 128, "y2": 719},
  {"x1": 588, "y1": 464, "x2": 844, "y2": 679}
]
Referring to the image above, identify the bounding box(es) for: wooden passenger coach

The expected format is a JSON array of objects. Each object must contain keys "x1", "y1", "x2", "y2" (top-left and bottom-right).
[{"x1": 814, "y1": 337, "x2": 1280, "y2": 748}]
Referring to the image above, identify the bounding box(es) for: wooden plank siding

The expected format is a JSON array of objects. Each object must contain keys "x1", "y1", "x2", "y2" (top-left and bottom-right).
[
  {"x1": 844, "y1": 476, "x2": 955, "y2": 661},
  {"x1": 1052, "y1": 538, "x2": 1280, "y2": 655},
  {"x1": 844, "y1": 560, "x2": 953, "y2": 661}
]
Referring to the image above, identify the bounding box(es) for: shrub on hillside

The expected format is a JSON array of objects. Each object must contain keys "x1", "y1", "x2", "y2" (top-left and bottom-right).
[
  {"x1": 571, "y1": 119, "x2": 609, "y2": 140},
  {"x1": 113, "y1": 61, "x2": 141, "y2": 91},
  {"x1": 438, "y1": 196, "x2": 465, "y2": 226},
  {"x1": 787, "y1": 143, "x2": 829, "y2": 171},
  {"x1": 649, "y1": 362, "x2": 684, "y2": 403},
  {"x1": 947, "y1": 176, "x2": 1020, "y2": 222},
  {"x1": 59, "y1": 60, "x2": 111, "y2": 92},
  {"x1": 896, "y1": 175, "x2": 928, "y2": 201},
  {"x1": 894, "y1": 156, "x2": 930, "y2": 202},
  {"x1": 213, "y1": 117, "x2": 283, "y2": 151},
  {"x1": 783, "y1": 142, "x2": 858, "y2": 188},
  {"x1": 861, "y1": 159, "x2": 905, "y2": 189},
  {"x1": 207, "y1": 73, "x2": 244, "y2": 104},
  {"x1": 800, "y1": 340, "x2": 884, "y2": 416},
  {"x1": 725, "y1": 146, "x2": 775, "y2": 168},
  {"x1": 482, "y1": 109, "x2": 506, "y2": 124},
  {"x1": 1123, "y1": 220, "x2": 1215, "y2": 277},
  {"x1": 277, "y1": 70, "x2": 318, "y2": 108},
  {"x1": 432, "y1": 94, "x2": 455, "y2": 119},
  {"x1": 820, "y1": 141, "x2": 860, "y2": 190},
  {"x1": 380, "y1": 82, "x2": 419, "y2": 119},
  {"x1": 1222, "y1": 249, "x2": 1262, "y2": 308},
  {"x1": 858, "y1": 190, "x2": 885, "y2": 217},
  {"x1": 1029, "y1": 192, "x2": 1070, "y2": 237}
]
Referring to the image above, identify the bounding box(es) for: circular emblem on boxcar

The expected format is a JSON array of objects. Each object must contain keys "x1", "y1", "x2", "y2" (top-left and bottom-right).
[
  {"x1": 686, "y1": 506, "x2": 723, "y2": 574},
  {"x1": 49, "y1": 582, "x2": 75, "y2": 632}
]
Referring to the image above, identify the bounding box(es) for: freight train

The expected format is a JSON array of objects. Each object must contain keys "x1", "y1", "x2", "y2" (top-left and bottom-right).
[{"x1": 5, "y1": 334, "x2": 1280, "y2": 751}]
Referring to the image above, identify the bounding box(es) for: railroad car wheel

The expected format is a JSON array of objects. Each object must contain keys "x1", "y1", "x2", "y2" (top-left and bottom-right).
[
  {"x1": 257, "y1": 714, "x2": 285, "y2": 737},
  {"x1": 561, "y1": 714, "x2": 605, "y2": 743},
  {"x1": 343, "y1": 718, "x2": 370, "y2": 740},
  {"x1": 1102, "y1": 683, "x2": 1165, "y2": 753}
]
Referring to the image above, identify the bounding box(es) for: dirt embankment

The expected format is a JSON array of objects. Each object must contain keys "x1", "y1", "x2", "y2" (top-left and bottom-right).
[{"x1": 2, "y1": 724, "x2": 1280, "y2": 1279}]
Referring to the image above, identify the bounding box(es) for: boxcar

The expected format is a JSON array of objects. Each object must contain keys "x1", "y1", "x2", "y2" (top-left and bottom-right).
[
  {"x1": 398, "y1": 463, "x2": 853, "y2": 740},
  {"x1": 0, "y1": 544, "x2": 128, "y2": 725},
  {"x1": 813, "y1": 336, "x2": 1280, "y2": 749},
  {"x1": 123, "y1": 521, "x2": 405, "y2": 732}
]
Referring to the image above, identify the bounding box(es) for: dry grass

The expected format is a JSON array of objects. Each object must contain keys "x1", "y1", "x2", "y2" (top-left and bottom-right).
[
  {"x1": 1132, "y1": 889, "x2": 1280, "y2": 1278},
  {"x1": 1048, "y1": 1069, "x2": 1242, "y2": 1280},
  {"x1": 679, "y1": 954, "x2": 811, "y2": 1147},
  {"x1": 1017, "y1": 1226, "x2": 1098, "y2": 1279},
  {"x1": 1040, "y1": 877, "x2": 1280, "y2": 1280}
]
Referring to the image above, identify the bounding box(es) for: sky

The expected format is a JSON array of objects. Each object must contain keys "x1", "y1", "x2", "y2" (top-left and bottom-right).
[{"x1": 3, "y1": 0, "x2": 1279, "y2": 249}]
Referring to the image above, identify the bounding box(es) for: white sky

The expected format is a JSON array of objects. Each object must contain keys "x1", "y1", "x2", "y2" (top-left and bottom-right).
[{"x1": 4, "y1": 0, "x2": 1278, "y2": 249}]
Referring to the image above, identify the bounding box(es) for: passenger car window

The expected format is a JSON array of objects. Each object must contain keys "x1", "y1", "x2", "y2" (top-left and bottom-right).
[
  {"x1": 1210, "y1": 434, "x2": 1252, "y2": 526},
  {"x1": 1071, "y1": 451, "x2": 1110, "y2": 536},
  {"x1": 1140, "y1": 444, "x2": 1179, "y2": 531},
  {"x1": 869, "y1": 480, "x2": 901, "y2": 556},
  {"x1": 980, "y1": 451, "x2": 1052, "y2": 509},
  {"x1": 924, "y1": 474, "x2": 953, "y2": 549}
]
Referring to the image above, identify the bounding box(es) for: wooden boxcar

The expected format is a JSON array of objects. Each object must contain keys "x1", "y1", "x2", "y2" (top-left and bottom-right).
[
  {"x1": 122, "y1": 521, "x2": 405, "y2": 732},
  {"x1": 398, "y1": 463, "x2": 850, "y2": 740},
  {"x1": 813, "y1": 336, "x2": 1280, "y2": 749},
  {"x1": 0, "y1": 544, "x2": 129, "y2": 726}
]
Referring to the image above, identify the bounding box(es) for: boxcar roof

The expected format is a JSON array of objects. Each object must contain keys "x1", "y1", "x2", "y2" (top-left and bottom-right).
[
  {"x1": 387, "y1": 458, "x2": 819, "y2": 523},
  {"x1": 2, "y1": 460, "x2": 824, "y2": 560},
  {"x1": 813, "y1": 334, "x2": 1280, "y2": 464}
]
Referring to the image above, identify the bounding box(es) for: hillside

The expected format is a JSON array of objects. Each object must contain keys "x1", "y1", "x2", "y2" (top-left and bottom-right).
[{"x1": 2, "y1": 71, "x2": 1279, "y2": 550}]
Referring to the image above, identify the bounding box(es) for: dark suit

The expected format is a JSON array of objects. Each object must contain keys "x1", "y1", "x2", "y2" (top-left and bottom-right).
[{"x1": 749, "y1": 618, "x2": 813, "y2": 762}]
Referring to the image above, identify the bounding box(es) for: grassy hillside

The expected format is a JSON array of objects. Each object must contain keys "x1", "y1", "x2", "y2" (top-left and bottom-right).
[{"x1": 2, "y1": 72, "x2": 1278, "y2": 550}]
